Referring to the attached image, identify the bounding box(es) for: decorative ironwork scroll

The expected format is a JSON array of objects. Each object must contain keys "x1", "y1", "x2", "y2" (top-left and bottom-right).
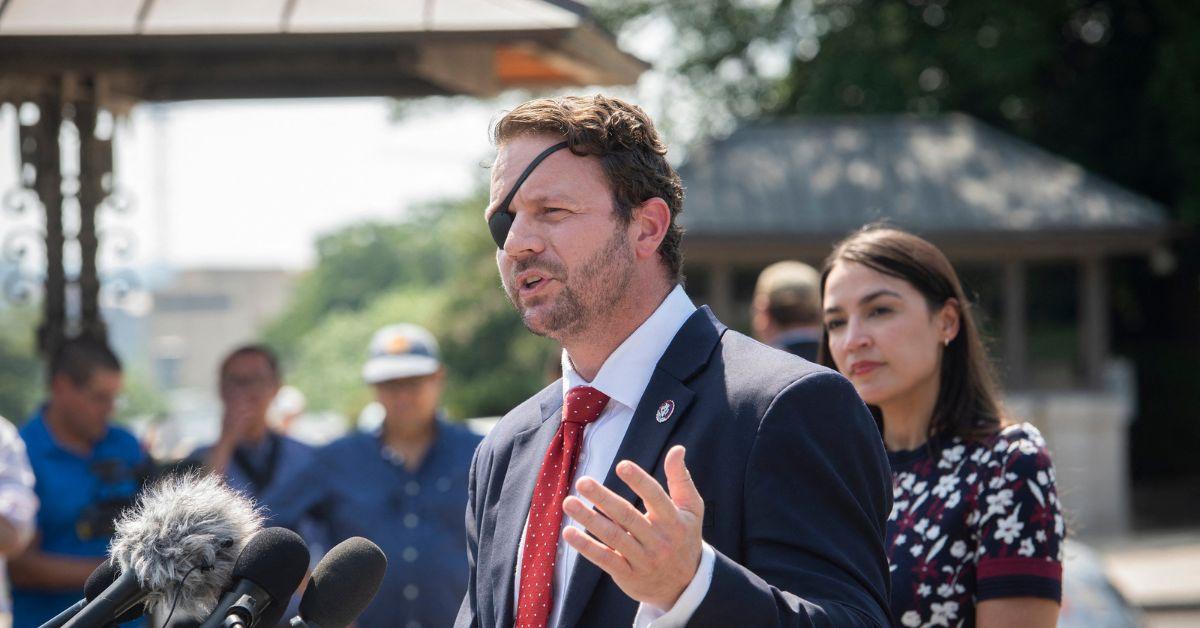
[{"x1": 2, "y1": 76, "x2": 140, "y2": 356}]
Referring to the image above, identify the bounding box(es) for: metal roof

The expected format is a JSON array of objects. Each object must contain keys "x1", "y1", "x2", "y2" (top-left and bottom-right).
[
  {"x1": 677, "y1": 114, "x2": 1170, "y2": 239},
  {"x1": 0, "y1": 0, "x2": 646, "y2": 102},
  {"x1": 0, "y1": 0, "x2": 582, "y2": 35}
]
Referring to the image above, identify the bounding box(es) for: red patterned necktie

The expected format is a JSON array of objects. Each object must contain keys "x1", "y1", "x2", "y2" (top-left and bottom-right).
[{"x1": 515, "y1": 385, "x2": 610, "y2": 628}]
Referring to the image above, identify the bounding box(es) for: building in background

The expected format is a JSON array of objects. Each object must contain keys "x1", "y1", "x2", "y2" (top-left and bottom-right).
[
  {"x1": 147, "y1": 269, "x2": 296, "y2": 392},
  {"x1": 677, "y1": 114, "x2": 1173, "y2": 538},
  {"x1": 140, "y1": 268, "x2": 297, "y2": 455}
]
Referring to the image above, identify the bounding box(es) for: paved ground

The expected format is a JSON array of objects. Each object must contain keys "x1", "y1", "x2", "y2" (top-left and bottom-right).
[
  {"x1": 1094, "y1": 529, "x2": 1200, "y2": 626},
  {"x1": 1143, "y1": 609, "x2": 1200, "y2": 628}
]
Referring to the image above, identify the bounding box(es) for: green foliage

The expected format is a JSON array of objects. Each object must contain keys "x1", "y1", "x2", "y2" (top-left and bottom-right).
[
  {"x1": 0, "y1": 306, "x2": 41, "y2": 422},
  {"x1": 0, "y1": 307, "x2": 164, "y2": 425},
  {"x1": 264, "y1": 208, "x2": 457, "y2": 357},
  {"x1": 594, "y1": 0, "x2": 1200, "y2": 479},
  {"x1": 287, "y1": 287, "x2": 446, "y2": 418},
  {"x1": 114, "y1": 368, "x2": 169, "y2": 423},
  {"x1": 267, "y1": 189, "x2": 554, "y2": 421},
  {"x1": 596, "y1": 0, "x2": 1200, "y2": 223}
]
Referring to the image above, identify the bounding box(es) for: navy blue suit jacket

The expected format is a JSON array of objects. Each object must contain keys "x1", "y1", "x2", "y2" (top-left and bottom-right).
[{"x1": 456, "y1": 307, "x2": 892, "y2": 627}]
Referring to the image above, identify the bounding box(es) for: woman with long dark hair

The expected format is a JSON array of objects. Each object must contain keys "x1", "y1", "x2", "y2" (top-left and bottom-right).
[{"x1": 819, "y1": 225, "x2": 1064, "y2": 627}]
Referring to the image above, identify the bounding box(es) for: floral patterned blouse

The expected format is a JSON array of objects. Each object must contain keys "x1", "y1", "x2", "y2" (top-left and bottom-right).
[{"x1": 886, "y1": 423, "x2": 1064, "y2": 627}]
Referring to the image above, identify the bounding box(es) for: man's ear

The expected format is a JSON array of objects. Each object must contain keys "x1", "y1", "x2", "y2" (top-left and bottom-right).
[
  {"x1": 49, "y1": 372, "x2": 70, "y2": 395},
  {"x1": 630, "y1": 197, "x2": 671, "y2": 261},
  {"x1": 751, "y1": 295, "x2": 772, "y2": 341}
]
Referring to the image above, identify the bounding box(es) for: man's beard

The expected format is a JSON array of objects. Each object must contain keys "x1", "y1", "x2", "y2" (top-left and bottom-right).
[{"x1": 503, "y1": 225, "x2": 634, "y2": 340}]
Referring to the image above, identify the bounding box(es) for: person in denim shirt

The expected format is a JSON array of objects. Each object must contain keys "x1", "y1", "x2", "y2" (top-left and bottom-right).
[{"x1": 272, "y1": 324, "x2": 482, "y2": 628}]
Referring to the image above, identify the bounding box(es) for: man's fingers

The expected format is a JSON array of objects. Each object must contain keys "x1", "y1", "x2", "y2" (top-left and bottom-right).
[
  {"x1": 614, "y1": 460, "x2": 675, "y2": 520},
  {"x1": 562, "y1": 526, "x2": 632, "y2": 578},
  {"x1": 575, "y1": 478, "x2": 654, "y2": 539},
  {"x1": 563, "y1": 496, "x2": 646, "y2": 562},
  {"x1": 664, "y1": 446, "x2": 704, "y2": 515}
]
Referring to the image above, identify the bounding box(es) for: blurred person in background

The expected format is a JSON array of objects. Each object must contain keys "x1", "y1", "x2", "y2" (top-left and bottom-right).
[
  {"x1": 272, "y1": 323, "x2": 482, "y2": 628},
  {"x1": 191, "y1": 345, "x2": 317, "y2": 531},
  {"x1": 0, "y1": 416, "x2": 37, "y2": 628},
  {"x1": 751, "y1": 260, "x2": 823, "y2": 361},
  {"x1": 11, "y1": 338, "x2": 145, "y2": 628},
  {"x1": 819, "y1": 225, "x2": 1064, "y2": 627}
]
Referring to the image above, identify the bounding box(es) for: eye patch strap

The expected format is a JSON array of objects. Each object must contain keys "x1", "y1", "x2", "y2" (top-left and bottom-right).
[{"x1": 488, "y1": 140, "x2": 570, "y2": 248}]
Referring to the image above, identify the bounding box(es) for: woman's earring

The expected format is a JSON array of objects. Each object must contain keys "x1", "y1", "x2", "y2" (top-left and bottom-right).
[{"x1": 943, "y1": 337, "x2": 950, "y2": 347}]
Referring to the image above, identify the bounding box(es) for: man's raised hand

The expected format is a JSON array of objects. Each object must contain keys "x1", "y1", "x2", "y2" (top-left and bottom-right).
[{"x1": 561, "y1": 445, "x2": 704, "y2": 610}]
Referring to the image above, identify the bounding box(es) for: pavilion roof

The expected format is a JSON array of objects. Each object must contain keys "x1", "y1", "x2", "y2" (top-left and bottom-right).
[
  {"x1": 0, "y1": 0, "x2": 646, "y2": 103},
  {"x1": 677, "y1": 114, "x2": 1170, "y2": 246}
]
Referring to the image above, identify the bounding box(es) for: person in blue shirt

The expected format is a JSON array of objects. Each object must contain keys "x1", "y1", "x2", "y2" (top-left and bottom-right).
[
  {"x1": 11, "y1": 337, "x2": 146, "y2": 628},
  {"x1": 190, "y1": 345, "x2": 317, "y2": 524},
  {"x1": 272, "y1": 324, "x2": 483, "y2": 628}
]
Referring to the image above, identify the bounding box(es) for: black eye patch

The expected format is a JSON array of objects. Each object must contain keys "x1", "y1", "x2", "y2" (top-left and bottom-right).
[
  {"x1": 489, "y1": 140, "x2": 569, "y2": 248},
  {"x1": 487, "y1": 211, "x2": 513, "y2": 250}
]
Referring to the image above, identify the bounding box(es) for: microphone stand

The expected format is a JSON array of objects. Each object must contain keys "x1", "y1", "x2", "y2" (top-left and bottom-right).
[{"x1": 198, "y1": 580, "x2": 274, "y2": 628}]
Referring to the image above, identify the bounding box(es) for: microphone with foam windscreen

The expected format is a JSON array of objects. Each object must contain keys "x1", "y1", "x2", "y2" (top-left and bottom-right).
[
  {"x1": 63, "y1": 472, "x2": 263, "y2": 628},
  {"x1": 197, "y1": 526, "x2": 310, "y2": 628},
  {"x1": 38, "y1": 561, "x2": 145, "y2": 628},
  {"x1": 289, "y1": 537, "x2": 387, "y2": 628}
]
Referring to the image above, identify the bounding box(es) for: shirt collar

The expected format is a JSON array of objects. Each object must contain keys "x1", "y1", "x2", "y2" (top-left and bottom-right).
[
  {"x1": 25, "y1": 404, "x2": 110, "y2": 459},
  {"x1": 562, "y1": 284, "x2": 696, "y2": 410}
]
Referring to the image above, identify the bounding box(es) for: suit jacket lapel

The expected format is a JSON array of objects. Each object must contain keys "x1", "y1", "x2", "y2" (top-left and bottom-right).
[
  {"x1": 556, "y1": 307, "x2": 724, "y2": 628},
  {"x1": 491, "y1": 388, "x2": 563, "y2": 628}
]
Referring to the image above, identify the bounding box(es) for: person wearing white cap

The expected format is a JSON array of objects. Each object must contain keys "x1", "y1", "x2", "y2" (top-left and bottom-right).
[
  {"x1": 270, "y1": 323, "x2": 483, "y2": 628},
  {"x1": 361, "y1": 323, "x2": 450, "y2": 467}
]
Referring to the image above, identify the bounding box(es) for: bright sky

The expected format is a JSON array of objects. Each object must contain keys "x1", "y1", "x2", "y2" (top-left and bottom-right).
[{"x1": 1, "y1": 97, "x2": 501, "y2": 271}]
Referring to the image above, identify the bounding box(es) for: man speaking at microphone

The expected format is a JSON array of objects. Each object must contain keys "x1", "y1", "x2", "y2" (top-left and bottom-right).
[{"x1": 457, "y1": 96, "x2": 892, "y2": 628}]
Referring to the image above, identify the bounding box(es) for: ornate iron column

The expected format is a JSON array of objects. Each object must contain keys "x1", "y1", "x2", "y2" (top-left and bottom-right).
[
  {"x1": 32, "y1": 85, "x2": 67, "y2": 357},
  {"x1": 2, "y1": 75, "x2": 115, "y2": 358},
  {"x1": 74, "y1": 79, "x2": 107, "y2": 344}
]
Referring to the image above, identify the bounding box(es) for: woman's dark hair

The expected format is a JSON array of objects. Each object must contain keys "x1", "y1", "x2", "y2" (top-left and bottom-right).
[{"x1": 817, "y1": 224, "x2": 1005, "y2": 443}]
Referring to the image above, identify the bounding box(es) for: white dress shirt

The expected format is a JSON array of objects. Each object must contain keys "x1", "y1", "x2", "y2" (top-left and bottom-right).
[{"x1": 513, "y1": 284, "x2": 717, "y2": 628}]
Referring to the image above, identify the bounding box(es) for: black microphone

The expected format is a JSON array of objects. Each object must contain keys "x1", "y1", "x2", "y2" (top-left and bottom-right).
[
  {"x1": 198, "y1": 527, "x2": 310, "y2": 628},
  {"x1": 64, "y1": 472, "x2": 263, "y2": 628},
  {"x1": 38, "y1": 562, "x2": 146, "y2": 628},
  {"x1": 289, "y1": 537, "x2": 387, "y2": 628}
]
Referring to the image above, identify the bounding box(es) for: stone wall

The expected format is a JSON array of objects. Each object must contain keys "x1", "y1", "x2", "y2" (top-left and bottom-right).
[{"x1": 1006, "y1": 359, "x2": 1135, "y2": 538}]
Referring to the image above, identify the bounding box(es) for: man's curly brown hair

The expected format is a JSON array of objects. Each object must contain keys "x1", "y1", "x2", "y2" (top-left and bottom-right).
[{"x1": 492, "y1": 95, "x2": 686, "y2": 282}]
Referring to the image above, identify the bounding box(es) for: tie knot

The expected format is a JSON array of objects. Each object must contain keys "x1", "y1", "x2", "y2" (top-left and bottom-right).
[{"x1": 563, "y1": 386, "x2": 609, "y2": 426}]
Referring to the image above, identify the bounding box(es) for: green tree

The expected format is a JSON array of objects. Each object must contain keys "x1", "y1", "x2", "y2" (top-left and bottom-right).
[
  {"x1": 0, "y1": 306, "x2": 41, "y2": 422},
  {"x1": 595, "y1": 0, "x2": 1200, "y2": 482},
  {"x1": 114, "y1": 367, "x2": 169, "y2": 423},
  {"x1": 597, "y1": 0, "x2": 1200, "y2": 223},
  {"x1": 264, "y1": 204, "x2": 458, "y2": 356},
  {"x1": 0, "y1": 306, "x2": 163, "y2": 425},
  {"x1": 268, "y1": 188, "x2": 553, "y2": 421}
]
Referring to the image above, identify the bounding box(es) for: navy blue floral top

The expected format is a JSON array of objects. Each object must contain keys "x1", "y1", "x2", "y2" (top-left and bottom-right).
[{"x1": 887, "y1": 423, "x2": 1064, "y2": 627}]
